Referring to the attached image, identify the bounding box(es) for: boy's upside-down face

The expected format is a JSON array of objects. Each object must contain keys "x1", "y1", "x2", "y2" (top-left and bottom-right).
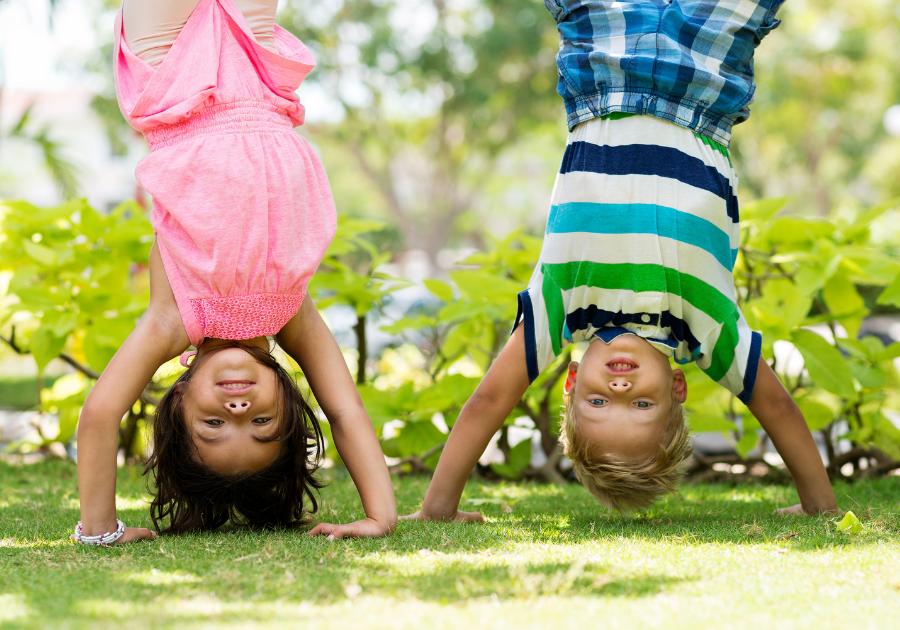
[{"x1": 568, "y1": 333, "x2": 687, "y2": 460}]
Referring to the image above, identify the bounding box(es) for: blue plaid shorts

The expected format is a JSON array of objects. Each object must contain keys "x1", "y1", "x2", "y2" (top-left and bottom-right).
[{"x1": 545, "y1": 0, "x2": 786, "y2": 145}]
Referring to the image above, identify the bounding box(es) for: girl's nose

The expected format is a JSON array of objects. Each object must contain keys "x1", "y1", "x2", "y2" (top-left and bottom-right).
[
  {"x1": 225, "y1": 400, "x2": 251, "y2": 414},
  {"x1": 609, "y1": 379, "x2": 632, "y2": 392}
]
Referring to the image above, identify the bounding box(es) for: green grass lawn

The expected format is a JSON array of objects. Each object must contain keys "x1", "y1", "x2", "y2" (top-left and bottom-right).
[{"x1": 1, "y1": 459, "x2": 898, "y2": 630}]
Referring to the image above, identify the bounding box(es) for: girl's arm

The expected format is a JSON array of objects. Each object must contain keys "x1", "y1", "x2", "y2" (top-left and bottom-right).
[
  {"x1": 75, "y1": 242, "x2": 189, "y2": 543},
  {"x1": 404, "y1": 324, "x2": 531, "y2": 523},
  {"x1": 748, "y1": 356, "x2": 838, "y2": 515},
  {"x1": 276, "y1": 298, "x2": 397, "y2": 539}
]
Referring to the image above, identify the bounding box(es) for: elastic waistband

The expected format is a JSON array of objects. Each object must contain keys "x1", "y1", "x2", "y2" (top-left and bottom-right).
[
  {"x1": 145, "y1": 100, "x2": 294, "y2": 151},
  {"x1": 563, "y1": 88, "x2": 739, "y2": 147}
]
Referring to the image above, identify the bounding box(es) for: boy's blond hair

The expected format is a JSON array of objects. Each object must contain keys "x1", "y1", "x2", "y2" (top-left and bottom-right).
[{"x1": 559, "y1": 392, "x2": 692, "y2": 513}]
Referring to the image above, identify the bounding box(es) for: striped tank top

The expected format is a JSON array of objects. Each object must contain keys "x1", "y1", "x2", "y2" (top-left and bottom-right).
[{"x1": 515, "y1": 114, "x2": 761, "y2": 403}]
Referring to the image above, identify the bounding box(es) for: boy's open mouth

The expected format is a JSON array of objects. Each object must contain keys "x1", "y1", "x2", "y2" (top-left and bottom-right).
[{"x1": 606, "y1": 357, "x2": 638, "y2": 374}]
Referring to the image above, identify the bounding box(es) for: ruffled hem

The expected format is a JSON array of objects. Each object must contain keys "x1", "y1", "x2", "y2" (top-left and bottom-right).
[
  {"x1": 114, "y1": 0, "x2": 315, "y2": 132},
  {"x1": 190, "y1": 292, "x2": 304, "y2": 344}
]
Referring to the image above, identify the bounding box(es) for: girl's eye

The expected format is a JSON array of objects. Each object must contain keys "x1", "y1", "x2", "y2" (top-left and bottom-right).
[
  {"x1": 205, "y1": 420, "x2": 224, "y2": 426},
  {"x1": 634, "y1": 401, "x2": 651, "y2": 409},
  {"x1": 253, "y1": 417, "x2": 272, "y2": 424},
  {"x1": 589, "y1": 399, "x2": 607, "y2": 406}
]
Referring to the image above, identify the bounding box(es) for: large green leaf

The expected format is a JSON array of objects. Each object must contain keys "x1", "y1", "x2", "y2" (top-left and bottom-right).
[
  {"x1": 735, "y1": 430, "x2": 758, "y2": 458},
  {"x1": 22, "y1": 240, "x2": 57, "y2": 266},
  {"x1": 790, "y1": 330, "x2": 857, "y2": 400},
  {"x1": 687, "y1": 413, "x2": 737, "y2": 433},
  {"x1": 797, "y1": 398, "x2": 835, "y2": 431},
  {"x1": 740, "y1": 197, "x2": 788, "y2": 224},
  {"x1": 490, "y1": 437, "x2": 532, "y2": 479},
  {"x1": 876, "y1": 270, "x2": 900, "y2": 307},
  {"x1": 29, "y1": 326, "x2": 66, "y2": 373},
  {"x1": 395, "y1": 420, "x2": 446, "y2": 458},
  {"x1": 357, "y1": 385, "x2": 403, "y2": 428},
  {"x1": 424, "y1": 278, "x2": 454, "y2": 302}
]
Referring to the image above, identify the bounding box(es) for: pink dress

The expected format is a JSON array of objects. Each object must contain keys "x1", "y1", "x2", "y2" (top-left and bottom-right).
[{"x1": 114, "y1": 0, "x2": 336, "y2": 347}]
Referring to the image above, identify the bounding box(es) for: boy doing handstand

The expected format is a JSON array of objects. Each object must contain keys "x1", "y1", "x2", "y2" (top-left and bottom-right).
[{"x1": 407, "y1": 0, "x2": 837, "y2": 518}]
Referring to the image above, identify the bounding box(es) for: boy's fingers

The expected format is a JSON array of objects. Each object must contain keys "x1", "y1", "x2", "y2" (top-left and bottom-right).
[
  {"x1": 456, "y1": 511, "x2": 485, "y2": 523},
  {"x1": 398, "y1": 511, "x2": 424, "y2": 521},
  {"x1": 773, "y1": 504, "x2": 805, "y2": 516}
]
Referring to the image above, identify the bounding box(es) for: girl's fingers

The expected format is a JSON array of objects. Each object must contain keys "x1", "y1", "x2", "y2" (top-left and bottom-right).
[
  {"x1": 307, "y1": 523, "x2": 336, "y2": 537},
  {"x1": 327, "y1": 526, "x2": 348, "y2": 541},
  {"x1": 116, "y1": 528, "x2": 158, "y2": 544}
]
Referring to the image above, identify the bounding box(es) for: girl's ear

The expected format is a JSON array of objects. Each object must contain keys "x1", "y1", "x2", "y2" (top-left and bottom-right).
[
  {"x1": 671, "y1": 368, "x2": 687, "y2": 403},
  {"x1": 564, "y1": 361, "x2": 579, "y2": 396}
]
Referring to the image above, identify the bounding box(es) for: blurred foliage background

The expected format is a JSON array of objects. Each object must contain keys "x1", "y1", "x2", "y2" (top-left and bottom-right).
[{"x1": 2, "y1": 0, "x2": 900, "y2": 482}]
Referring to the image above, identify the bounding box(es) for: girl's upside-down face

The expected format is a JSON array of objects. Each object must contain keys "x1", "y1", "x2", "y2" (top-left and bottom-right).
[{"x1": 182, "y1": 338, "x2": 282, "y2": 474}]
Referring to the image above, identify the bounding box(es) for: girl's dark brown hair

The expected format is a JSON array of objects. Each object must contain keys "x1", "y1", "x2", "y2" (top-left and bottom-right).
[{"x1": 144, "y1": 342, "x2": 325, "y2": 534}]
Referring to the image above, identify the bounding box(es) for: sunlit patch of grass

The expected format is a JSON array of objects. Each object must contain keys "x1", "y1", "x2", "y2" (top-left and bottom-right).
[
  {"x1": 0, "y1": 593, "x2": 31, "y2": 622},
  {"x1": 1, "y1": 460, "x2": 899, "y2": 629},
  {"x1": 124, "y1": 569, "x2": 202, "y2": 585}
]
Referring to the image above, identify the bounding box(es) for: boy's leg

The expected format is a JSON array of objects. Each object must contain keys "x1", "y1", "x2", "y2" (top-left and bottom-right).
[{"x1": 408, "y1": 324, "x2": 531, "y2": 521}]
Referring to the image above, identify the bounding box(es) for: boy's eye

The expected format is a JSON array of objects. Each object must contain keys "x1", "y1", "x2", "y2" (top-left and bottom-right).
[
  {"x1": 205, "y1": 420, "x2": 224, "y2": 426},
  {"x1": 634, "y1": 401, "x2": 651, "y2": 409},
  {"x1": 252, "y1": 417, "x2": 273, "y2": 425},
  {"x1": 588, "y1": 399, "x2": 607, "y2": 406}
]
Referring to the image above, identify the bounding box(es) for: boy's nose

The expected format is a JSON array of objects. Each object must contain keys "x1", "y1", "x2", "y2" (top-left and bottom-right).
[
  {"x1": 224, "y1": 400, "x2": 251, "y2": 415},
  {"x1": 609, "y1": 379, "x2": 632, "y2": 392}
]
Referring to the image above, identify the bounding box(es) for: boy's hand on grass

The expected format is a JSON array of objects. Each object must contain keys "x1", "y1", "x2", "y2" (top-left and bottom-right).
[
  {"x1": 774, "y1": 504, "x2": 807, "y2": 516},
  {"x1": 399, "y1": 509, "x2": 485, "y2": 523},
  {"x1": 308, "y1": 517, "x2": 393, "y2": 540},
  {"x1": 774, "y1": 504, "x2": 842, "y2": 516},
  {"x1": 70, "y1": 527, "x2": 157, "y2": 546}
]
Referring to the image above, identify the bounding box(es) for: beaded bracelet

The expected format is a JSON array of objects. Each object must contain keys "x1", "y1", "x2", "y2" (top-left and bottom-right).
[{"x1": 74, "y1": 519, "x2": 125, "y2": 546}]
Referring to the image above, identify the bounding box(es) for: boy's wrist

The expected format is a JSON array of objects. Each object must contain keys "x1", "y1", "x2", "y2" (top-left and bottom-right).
[{"x1": 421, "y1": 497, "x2": 461, "y2": 521}]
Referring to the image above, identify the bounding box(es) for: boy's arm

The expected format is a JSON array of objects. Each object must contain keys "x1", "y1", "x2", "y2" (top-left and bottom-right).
[
  {"x1": 276, "y1": 298, "x2": 397, "y2": 539},
  {"x1": 747, "y1": 356, "x2": 838, "y2": 515},
  {"x1": 76, "y1": 242, "x2": 188, "y2": 543},
  {"x1": 406, "y1": 324, "x2": 532, "y2": 522}
]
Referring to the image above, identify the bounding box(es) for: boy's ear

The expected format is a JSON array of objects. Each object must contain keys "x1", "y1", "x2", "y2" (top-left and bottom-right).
[
  {"x1": 564, "y1": 361, "x2": 579, "y2": 396},
  {"x1": 672, "y1": 368, "x2": 687, "y2": 403}
]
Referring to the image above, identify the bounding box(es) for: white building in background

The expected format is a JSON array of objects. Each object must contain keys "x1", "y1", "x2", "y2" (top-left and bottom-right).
[
  {"x1": 0, "y1": 87, "x2": 146, "y2": 209},
  {"x1": 0, "y1": 0, "x2": 145, "y2": 209}
]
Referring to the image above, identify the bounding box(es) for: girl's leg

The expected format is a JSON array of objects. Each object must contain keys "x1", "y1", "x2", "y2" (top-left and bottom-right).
[
  {"x1": 122, "y1": 0, "x2": 202, "y2": 67},
  {"x1": 232, "y1": 0, "x2": 279, "y2": 54},
  {"x1": 123, "y1": 0, "x2": 280, "y2": 67}
]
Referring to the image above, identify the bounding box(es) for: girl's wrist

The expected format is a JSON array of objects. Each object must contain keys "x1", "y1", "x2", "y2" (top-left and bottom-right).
[
  {"x1": 74, "y1": 519, "x2": 125, "y2": 545},
  {"x1": 78, "y1": 517, "x2": 120, "y2": 538}
]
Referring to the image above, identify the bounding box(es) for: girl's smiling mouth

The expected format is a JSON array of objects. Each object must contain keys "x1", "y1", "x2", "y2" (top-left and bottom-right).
[{"x1": 217, "y1": 381, "x2": 255, "y2": 394}]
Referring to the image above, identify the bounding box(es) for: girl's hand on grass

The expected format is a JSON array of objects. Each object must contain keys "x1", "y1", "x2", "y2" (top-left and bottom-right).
[
  {"x1": 70, "y1": 527, "x2": 158, "y2": 546},
  {"x1": 308, "y1": 517, "x2": 393, "y2": 540},
  {"x1": 399, "y1": 509, "x2": 485, "y2": 523}
]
